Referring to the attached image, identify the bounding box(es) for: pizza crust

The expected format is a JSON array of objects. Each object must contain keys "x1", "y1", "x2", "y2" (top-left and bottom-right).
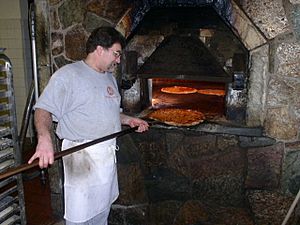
[
  {"x1": 197, "y1": 89, "x2": 225, "y2": 96},
  {"x1": 161, "y1": 86, "x2": 198, "y2": 94},
  {"x1": 161, "y1": 86, "x2": 225, "y2": 96},
  {"x1": 162, "y1": 120, "x2": 203, "y2": 127},
  {"x1": 147, "y1": 108, "x2": 205, "y2": 126}
]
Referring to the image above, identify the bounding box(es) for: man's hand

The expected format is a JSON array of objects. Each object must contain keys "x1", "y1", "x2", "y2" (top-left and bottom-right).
[
  {"x1": 120, "y1": 114, "x2": 149, "y2": 132},
  {"x1": 28, "y1": 136, "x2": 54, "y2": 168},
  {"x1": 28, "y1": 108, "x2": 55, "y2": 168}
]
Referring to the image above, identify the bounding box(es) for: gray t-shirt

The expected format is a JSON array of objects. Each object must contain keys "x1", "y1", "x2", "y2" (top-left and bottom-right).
[{"x1": 34, "y1": 61, "x2": 121, "y2": 140}]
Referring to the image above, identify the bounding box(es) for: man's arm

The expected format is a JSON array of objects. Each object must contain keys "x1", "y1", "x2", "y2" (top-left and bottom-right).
[
  {"x1": 28, "y1": 108, "x2": 55, "y2": 168},
  {"x1": 120, "y1": 113, "x2": 149, "y2": 132}
]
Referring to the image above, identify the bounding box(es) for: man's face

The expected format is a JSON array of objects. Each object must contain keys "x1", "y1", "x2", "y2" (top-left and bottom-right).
[{"x1": 102, "y1": 43, "x2": 122, "y2": 73}]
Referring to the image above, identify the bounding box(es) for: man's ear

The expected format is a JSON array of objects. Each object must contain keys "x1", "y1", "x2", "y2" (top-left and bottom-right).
[{"x1": 96, "y1": 45, "x2": 104, "y2": 55}]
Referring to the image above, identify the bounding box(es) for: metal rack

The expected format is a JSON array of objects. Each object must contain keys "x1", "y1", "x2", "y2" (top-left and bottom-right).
[{"x1": 0, "y1": 49, "x2": 26, "y2": 224}]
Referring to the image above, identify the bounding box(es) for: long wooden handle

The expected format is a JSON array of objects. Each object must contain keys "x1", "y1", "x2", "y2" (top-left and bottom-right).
[{"x1": 0, "y1": 127, "x2": 137, "y2": 181}]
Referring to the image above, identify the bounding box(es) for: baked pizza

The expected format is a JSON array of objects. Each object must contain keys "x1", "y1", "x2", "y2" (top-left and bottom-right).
[
  {"x1": 147, "y1": 108, "x2": 205, "y2": 126},
  {"x1": 161, "y1": 86, "x2": 198, "y2": 94},
  {"x1": 197, "y1": 89, "x2": 225, "y2": 96}
]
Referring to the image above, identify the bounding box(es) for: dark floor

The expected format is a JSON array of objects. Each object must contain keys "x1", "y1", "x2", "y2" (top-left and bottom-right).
[{"x1": 22, "y1": 139, "x2": 62, "y2": 225}]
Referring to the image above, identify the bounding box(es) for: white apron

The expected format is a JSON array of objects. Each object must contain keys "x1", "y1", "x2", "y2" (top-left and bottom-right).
[{"x1": 62, "y1": 139, "x2": 119, "y2": 223}]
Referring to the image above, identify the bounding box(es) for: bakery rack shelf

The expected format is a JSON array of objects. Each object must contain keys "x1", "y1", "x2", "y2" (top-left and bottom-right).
[{"x1": 0, "y1": 49, "x2": 26, "y2": 224}]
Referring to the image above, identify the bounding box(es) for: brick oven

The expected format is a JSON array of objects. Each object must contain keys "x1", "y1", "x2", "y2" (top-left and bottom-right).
[
  {"x1": 112, "y1": 4, "x2": 276, "y2": 225},
  {"x1": 34, "y1": 0, "x2": 300, "y2": 225},
  {"x1": 121, "y1": 6, "x2": 248, "y2": 124}
]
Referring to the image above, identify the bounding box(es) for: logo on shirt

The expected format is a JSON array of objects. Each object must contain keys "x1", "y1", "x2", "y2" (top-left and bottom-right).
[
  {"x1": 106, "y1": 86, "x2": 119, "y2": 99},
  {"x1": 107, "y1": 86, "x2": 114, "y2": 96}
]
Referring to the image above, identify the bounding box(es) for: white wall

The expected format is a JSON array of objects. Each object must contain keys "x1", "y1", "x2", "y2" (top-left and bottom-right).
[{"x1": 0, "y1": 0, "x2": 33, "y2": 133}]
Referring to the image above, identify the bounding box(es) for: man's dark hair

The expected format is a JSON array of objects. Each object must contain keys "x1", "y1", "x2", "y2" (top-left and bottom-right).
[{"x1": 86, "y1": 26, "x2": 126, "y2": 54}]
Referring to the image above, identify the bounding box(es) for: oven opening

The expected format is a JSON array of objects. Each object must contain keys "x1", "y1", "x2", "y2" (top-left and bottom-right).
[{"x1": 150, "y1": 78, "x2": 226, "y2": 120}]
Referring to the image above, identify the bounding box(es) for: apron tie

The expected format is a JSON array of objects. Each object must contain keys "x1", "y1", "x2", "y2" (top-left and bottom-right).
[{"x1": 109, "y1": 145, "x2": 119, "y2": 163}]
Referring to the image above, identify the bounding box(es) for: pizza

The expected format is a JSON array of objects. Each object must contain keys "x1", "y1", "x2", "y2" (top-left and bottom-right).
[
  {"x1": 197, "y1": 89, "x2": 225, "y2": 96},
  {"x1": 161, "y1": 86, "x2": 198, "y2": 94},
  {"x1": 147, "y1": 108, "x2": 205, "y2": 126}
]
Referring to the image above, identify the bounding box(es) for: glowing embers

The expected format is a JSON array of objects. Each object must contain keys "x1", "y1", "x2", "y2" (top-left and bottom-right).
[{"x1": 151, "y1": 98, "x2": 159, "y2": 106}]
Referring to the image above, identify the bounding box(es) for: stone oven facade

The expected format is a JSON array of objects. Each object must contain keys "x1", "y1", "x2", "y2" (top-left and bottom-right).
[{"x1": 34, "y1": 0, "x2": 300, "y2": 224}]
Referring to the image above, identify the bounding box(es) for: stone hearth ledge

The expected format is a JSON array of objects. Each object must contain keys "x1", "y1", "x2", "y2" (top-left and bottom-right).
[{"x1": 150, "y1": 121, "x2": 263, "y2": 137}]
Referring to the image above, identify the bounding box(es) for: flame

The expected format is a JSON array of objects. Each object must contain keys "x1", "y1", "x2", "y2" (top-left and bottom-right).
[{"x1": 151, "y1": 98, "x2": 158, "y2": 106}]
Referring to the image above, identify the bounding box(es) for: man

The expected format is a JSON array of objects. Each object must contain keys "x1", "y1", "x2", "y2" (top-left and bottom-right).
[{"x1": 28, "y1": 26, "x2": 149, "y2": 225}]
